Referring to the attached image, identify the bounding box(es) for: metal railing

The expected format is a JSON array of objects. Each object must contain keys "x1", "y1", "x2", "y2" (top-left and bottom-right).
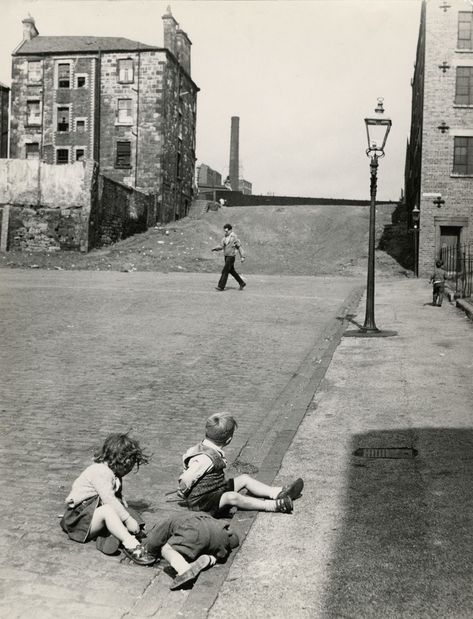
[{"x1": 440, "y1": 243, "x2": 473, "y2": 298}]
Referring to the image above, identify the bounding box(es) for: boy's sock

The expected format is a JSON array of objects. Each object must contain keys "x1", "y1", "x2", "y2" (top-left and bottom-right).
[
  {"x1": 268, "y1": 488, "x2": 283, "y2": 500},
  {"x1": 264, "y1": 496, "x2": 293, "y2": 513}
]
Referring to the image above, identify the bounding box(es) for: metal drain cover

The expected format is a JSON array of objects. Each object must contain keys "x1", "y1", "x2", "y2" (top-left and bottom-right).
[{"x1": 353, "y1": 447, "x2": 417, "y2": 459}]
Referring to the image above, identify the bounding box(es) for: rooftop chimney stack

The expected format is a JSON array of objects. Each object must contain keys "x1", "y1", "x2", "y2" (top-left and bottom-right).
[
  {"x1": 22, "y1": 15, "x2": 39, "y2": 41},
  {"x1": 176, "y1": 29, "x2": 192, "y2": 75},
  {"x1": 162, "y1": 6, "x2": 178, "y2": 55},
  {"x1": 229, "y1": 116, "x2": 240, "y2": 192}
]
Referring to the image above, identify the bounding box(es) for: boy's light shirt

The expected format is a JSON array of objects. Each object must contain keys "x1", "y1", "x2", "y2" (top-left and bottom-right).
[{"x1": 179, "y1": 438, "x2": 226, "y2": 491}]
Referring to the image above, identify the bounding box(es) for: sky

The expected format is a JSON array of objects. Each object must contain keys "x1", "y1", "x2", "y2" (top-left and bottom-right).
[{"x1": 0, "y1": 0, "x2": 423, "y2": 200}]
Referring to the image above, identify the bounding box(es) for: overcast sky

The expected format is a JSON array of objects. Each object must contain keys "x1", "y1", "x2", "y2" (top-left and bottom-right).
[{"x1": 1, "y1": 0, "x2": 423, "y2": 200}]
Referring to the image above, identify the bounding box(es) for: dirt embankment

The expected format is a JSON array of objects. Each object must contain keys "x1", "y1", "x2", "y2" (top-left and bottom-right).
[{"x1": 0, "y1": 203, "x2": 412, "y2": 278}]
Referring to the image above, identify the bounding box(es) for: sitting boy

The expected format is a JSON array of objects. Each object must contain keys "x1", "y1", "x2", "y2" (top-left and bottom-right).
[
  {"x1": 177, "y1": 412, "x2": 304, "y2": 516},
  {"x1": 144, "y1": 511, "x2": 239, "y2": 590}
]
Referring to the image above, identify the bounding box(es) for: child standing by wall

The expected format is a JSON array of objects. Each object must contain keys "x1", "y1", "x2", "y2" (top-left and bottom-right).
[
  {"x1": 177, "y1": 413, "x2": 304, "y2": 516},
  {"x1": 60, "y1": 432, "x2": 156, "y2": 566},
  {"x1": 430, "y1": 260, "x2": 447, "y2": 307},
  {"x1": 144, "y1": 512, "x2": 239, "y2": 590}
]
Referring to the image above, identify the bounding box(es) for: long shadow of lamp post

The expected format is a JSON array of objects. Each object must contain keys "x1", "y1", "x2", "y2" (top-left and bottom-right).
[{"x1": 346, "y1": 98, "x2": 397, "y2": 338}]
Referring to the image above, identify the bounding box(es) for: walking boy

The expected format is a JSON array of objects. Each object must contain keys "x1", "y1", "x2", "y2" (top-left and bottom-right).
[
  {"x1": 430, "y1": 259, "x2": 447, "y2": 306},
  {"x1": 177, "y1": 412, "x2": 304, "y2": 516},
  {"x1": 144, "y1": 512, "x2": 239, "y2": 590},
  {"x1": 212, "y1": 224, "x2": 246, "y2": 291}
]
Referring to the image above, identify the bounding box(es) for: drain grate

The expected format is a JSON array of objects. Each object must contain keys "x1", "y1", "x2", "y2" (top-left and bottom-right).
[{"x1": 353, "y1": 447, "x2": 417, "y2": 459}]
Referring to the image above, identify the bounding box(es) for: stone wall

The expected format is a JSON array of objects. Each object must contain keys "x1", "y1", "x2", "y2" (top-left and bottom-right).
[
  {"x1": 92, "y1": 174, "x2": 154, "y2": 247},
  {"x1": 0, "y1": 159, "x2": 94, "y2": 251}
]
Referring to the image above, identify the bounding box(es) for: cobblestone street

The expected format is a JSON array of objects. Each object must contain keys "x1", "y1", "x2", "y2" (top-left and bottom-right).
[{"x1": 0, "y1": 270, "x2": 361, "y2": 617}]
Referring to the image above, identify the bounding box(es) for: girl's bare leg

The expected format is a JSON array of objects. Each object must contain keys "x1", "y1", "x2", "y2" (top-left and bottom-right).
[
  {"x1": 88, "y1": 504, "x2": 138, "y2": 549},
  {"x1": 161, "y1": 543, "x2": 190, "y2": 575}
]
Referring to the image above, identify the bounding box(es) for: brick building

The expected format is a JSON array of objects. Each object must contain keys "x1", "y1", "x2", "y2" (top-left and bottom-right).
[
  {"x1": 405, "y1": 0, "x2": 473, "y2": 276},
  {"x1": 0, "y1": 82, "x2": 9, "y2": 157},
  {"x1": 9, "y1": 8, "x2": 198, "y2": 222}
]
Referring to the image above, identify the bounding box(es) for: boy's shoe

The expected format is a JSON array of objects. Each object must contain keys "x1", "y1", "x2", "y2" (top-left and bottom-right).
[
  {"x1": 277, "y1": 478, "x2": 304, "y2": 501},
  {"x1": 215, "y1": 287, "x2": 225, "y2": 292},
  {"x1": 170, "y1": 555, "x2": 212, "y2": 590},
  {"x1": 275, "y1": 495, "x2": 293, "y2": 513},
  {"x1": 122, "y1": 543, "x2": 157, "y2": 566},
  {"x1": 239, "y1": 282, "x2": 246, "y2": 290}
]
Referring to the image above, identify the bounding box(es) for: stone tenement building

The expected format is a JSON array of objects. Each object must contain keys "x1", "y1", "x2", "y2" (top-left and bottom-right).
[
  {"x1": 0, "y1": 82, "x2": 9, "y2": 157},
  {"x1": 9, "y1": 8, "x2": 198, "y2": 222},
  {"x1": 405, "y1": 0, "x2": 473, "y2": 276}
]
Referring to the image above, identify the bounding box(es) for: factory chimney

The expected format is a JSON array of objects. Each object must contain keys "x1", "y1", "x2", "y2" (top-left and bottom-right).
[{"x1": 229, "y1": 116, "x2": 239, "y2": 192}]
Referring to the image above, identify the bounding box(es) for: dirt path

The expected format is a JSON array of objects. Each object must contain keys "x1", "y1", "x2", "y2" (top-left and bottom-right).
[{"x1": 0, "y1": 203, "x2": 411, "y2": 278}]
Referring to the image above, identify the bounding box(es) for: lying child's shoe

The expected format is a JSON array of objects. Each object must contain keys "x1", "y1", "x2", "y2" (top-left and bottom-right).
[
  {"x1": 277, "y1": 478, "x2": 304, "y2": 501},
  {"x1": 122, "y1": 543, "x2": 157, "y2": 566},
  {"x1": 275, "y1": 495, "x2": 293, "y2": 513},
  {"x1": 170, "y1": 555, "x2": 212, "y2": 590}
]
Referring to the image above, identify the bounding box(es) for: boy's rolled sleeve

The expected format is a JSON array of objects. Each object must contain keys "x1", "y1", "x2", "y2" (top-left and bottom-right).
[{"x1": 178, "y1": 454, "x2": 214, "y2": 496}]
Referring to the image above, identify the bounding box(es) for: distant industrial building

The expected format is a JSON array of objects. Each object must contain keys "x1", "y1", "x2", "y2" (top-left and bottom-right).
[
  {"x1": 0, "y1": 82, "x2": 9, "y2": 158},
  {"x1": 405, "y1": 0, "x2": 473, "y2": 276}
]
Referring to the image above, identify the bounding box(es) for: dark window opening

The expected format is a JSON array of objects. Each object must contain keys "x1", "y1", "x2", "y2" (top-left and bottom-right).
[
  {"x1": 115, "y1": 141, "x2": 131, "y2": 168},
  {"x1": 57, "y1": 107, "x2": 69, "y2": 132},
  {"x1": 453, "y1": 136, "x2": 473, "y2": 174},
  {"x1": 77, "y1": 76, "x2": 86, "y2": 88},
  {"x1": 56, "y1": 149, "x2": 69, "y2": 164},
  {"x1": 76, "y1": 119, "x2": 85, "y2": 132},
  {"x1": 58, "y1": 63, "x2": 70, "y2": 88},
  {"x1": 75, "y1": 149, "x2": 85, "y2": 161},
  {"x1": 458, "y1": 12, "x2": 473, "y2": 49},
  {"x1": 455, "y1": 67, "x2": 473, "y2": 105},
  {"x1": 26, "y1": 143, "x2": 39, "y2": 159}
]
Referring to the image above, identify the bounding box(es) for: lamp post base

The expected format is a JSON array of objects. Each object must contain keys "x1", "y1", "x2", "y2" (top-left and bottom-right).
[{"x1": 344, "y1": 329, "x2": 398, "y2": 338}]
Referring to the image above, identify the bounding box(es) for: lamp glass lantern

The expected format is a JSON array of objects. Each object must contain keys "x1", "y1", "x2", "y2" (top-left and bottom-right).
[
  {"x1": 412, "y1": 205, "x2": 420, "y2": 229},
  {"x1": 364, "y1": 98, "x2": 392, "y2": 156}
]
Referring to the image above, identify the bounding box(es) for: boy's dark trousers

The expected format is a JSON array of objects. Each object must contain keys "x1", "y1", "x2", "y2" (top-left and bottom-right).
[
  {"x1": 218, "y1": 256, "x2": 245, "y2": 289},
  {"x1": 433, "y1": 283, "x2": 444, "y2": 306}
]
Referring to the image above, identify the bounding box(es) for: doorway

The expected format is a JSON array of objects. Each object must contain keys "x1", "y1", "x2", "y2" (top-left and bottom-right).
[{"x1": 439, "y1": 225, "x2": 461, "y2": 271}]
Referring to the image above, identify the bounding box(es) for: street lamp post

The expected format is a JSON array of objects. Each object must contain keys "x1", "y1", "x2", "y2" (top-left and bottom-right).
[
  {"x1": 412, "y1": 205, "x2": 420, "y2": 278},
  {"x1": 346, "y1": 98, "x2": 397, "y2": 338}
]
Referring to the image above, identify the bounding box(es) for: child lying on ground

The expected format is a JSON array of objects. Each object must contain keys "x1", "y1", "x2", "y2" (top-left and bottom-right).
[
  {"x1": 144, "y1": 512, "x2": 239, "y2": 590},
  {"x1": 177, "y1": 412, "x2": 304, "y2": 517}
]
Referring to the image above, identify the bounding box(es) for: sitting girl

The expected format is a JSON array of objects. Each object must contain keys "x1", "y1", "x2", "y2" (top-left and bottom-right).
[{"x1": 60, "y1": 432, "x2": 155, "y2": 566}]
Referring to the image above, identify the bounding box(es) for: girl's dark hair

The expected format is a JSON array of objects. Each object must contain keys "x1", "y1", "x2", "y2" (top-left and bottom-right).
[{"x1": 94, "y1": 432, "x2": 150, "y2": 473}]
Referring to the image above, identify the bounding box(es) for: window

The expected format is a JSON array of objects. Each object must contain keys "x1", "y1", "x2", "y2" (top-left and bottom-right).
[
  {"x1": 453, "y1": 136, "x2": 473, "y2": 174},
  {"x1": 26, "y1": 143, "x2": 39, "y2": 159},
  {"x1": 118, "y1": 58, "x2": 133, "y2": 83},
  {"x1": 56, "y1": 149, "x2": 69, "y2": 164},
  {"x1": 57, "y1": 63, "x2": 71, "y2": 88},
  {"x1": 75, "y1": 148, "x2": 85, "y2": 162},
  {"x1": 27, "y1": 61, "x2": 41, "y2": 83},
  {"x1": 458, "y1": 12, "x2": 473, "y2": 49},
  {"x1": 75, "y1": 118, "x2": 86, "y2": 132},
  {"x1": 455, "y1": 67, "x2": 473, "y2": 104},
  {"x1": 57, "y1": 107, "x2": 69, "y2": 132},
  {"x1": 117, "y1": 98, "x2": 133, "y2": 124},
  {"x1": 26, "y1": 100, "x2": 41, "y2": 126},
  {"x1": 76, "y1": 75, "x2": 87, "y2": 88},
  {"x1": 115, "y1": 141, "x2": 131, "y2": 167}
]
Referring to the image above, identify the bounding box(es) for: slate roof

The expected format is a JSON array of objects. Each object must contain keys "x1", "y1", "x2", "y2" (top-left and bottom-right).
[
  {"x1": 13, "y1": 36, "x2": 159, "y2": 55},
  {"x1": 0, "y1": 81, "x2": 10, "y2": 89}
]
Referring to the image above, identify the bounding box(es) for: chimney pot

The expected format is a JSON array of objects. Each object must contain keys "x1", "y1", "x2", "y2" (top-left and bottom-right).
[{"x1": 22, "y1": 15, "x2": 39, "y2": 41}]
